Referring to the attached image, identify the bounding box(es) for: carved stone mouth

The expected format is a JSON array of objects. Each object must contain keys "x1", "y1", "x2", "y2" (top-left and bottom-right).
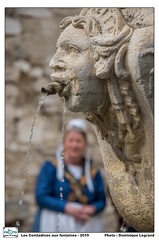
[
  {"x1": 41, "y1": 79, "x2": 70, "y2": 97},
  {"x1": 52, "y1": 81, "x2": 63, "y2": 93},
  {"x1": 58, "y1": 82, "x2": 70, "y2": 97}
]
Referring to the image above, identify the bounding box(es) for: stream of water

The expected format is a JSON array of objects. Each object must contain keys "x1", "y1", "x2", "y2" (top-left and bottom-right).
[
  {"x1": 56, "y1": 98, "x2": 67, "y2": 231},
  {"x1": 120, "y1": 219, "x2": 127, "y2": 232},
  {"x1": 16, "y1": 95, "x2": 67, "y2": 231},
  {"x1": 16, "y1": 94, "x2": 47, "y2": 228}
]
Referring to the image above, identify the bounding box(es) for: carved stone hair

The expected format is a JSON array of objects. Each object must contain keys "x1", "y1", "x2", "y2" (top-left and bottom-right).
[
  {"x1": 60, "y1": 8, "x2": 144, "y2": 164},
  {"x1": 60, "y1": 8, "x2": 132, "y2": 78}
]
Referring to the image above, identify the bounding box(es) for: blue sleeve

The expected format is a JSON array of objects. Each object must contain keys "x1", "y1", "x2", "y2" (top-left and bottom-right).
[
  {"x1": 91, "y1": 171, "x2": 106, "y2": 214},
  {"x1": 35, "y1": 161, "x2": 67, "y2": 213}
]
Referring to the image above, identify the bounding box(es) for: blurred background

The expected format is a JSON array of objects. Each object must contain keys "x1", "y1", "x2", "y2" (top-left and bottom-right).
[{"x1": 5, "y1": 8, "x2": 120, "y2": 232}]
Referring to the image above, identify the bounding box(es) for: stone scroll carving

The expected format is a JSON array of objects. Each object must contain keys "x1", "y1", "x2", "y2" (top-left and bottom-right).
[{"x1": 42, "y1": 8, "x2": 154, "y2": 232}]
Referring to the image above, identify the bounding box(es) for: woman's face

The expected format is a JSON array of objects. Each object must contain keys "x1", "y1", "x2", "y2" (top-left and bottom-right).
[{"x1": 64, "y1": 131, "x2": 87, "y2": 163}]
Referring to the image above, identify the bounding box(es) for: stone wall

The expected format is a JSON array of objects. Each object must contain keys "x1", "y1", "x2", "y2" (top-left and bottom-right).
[{"x1": 5, "y1": 8, "x2": 118, "y2": 232}]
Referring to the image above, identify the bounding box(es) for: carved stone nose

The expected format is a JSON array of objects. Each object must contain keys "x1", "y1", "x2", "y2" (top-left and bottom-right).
[
  {"x1": 49, "y1": 55, "x2": 66, "y2": 71},
  {"x1": 49, "y1": 51, "x2": 62, "y2": 69},
  {"x1": 49, "y1": 56, "x2": 55, "y2": 68}
]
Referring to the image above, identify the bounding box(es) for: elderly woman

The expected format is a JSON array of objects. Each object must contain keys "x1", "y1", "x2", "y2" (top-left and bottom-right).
[{"x1": 32, "y1": 118, "x2": 106, "y2": 232}]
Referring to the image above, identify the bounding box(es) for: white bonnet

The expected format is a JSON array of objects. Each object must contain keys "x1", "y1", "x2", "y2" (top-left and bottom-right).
[{"x1": 66, "y1": 118, "x2": 87, "y2": 134}]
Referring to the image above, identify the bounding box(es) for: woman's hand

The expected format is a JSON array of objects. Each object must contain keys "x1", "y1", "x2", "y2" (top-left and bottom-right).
[
  {"x1": 64, "y1": 203, "x2": 96, "y2": 222},
  {"x1": 82, "y1": 205, "x2": 96, "y2": 216}
]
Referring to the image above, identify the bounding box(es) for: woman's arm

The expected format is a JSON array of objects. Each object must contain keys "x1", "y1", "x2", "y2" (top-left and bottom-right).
[
  {"x1": 90, "y1": 171, "x2": 106, "y2": 214},
  {"x1": 35, "y1": 161, "x2": 67, "y2": 213}
]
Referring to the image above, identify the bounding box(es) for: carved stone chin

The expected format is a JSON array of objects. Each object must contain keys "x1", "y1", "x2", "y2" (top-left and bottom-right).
[{"x1": 42, "y1": 8, "x2": 154, "y2": 232}]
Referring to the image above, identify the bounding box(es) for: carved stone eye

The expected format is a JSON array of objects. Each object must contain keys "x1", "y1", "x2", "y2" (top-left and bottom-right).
[{"x1": 69, "y1": 46, "x2": 80, "y2": 54}]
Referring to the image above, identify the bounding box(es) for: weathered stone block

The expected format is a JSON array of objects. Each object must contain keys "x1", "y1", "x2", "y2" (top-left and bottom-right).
[
  {"x1": 6, "y1": 67, "x2": 20, "y2": 82},
  {"x1": 17, "y1": 116, "x2": 45, "y2": 144},
  {"x1": 29, "y1": 67, "x2": 44, "y2": 79},
  {"x1": 5, "y1": 17, "x2": 22, "y2": 35},
  {"x1": 14, "y1": 60, "x2": 31, "y2": 73},
  {"x1": 16, "y1": 8, "x2": 52, "y2": 18}
]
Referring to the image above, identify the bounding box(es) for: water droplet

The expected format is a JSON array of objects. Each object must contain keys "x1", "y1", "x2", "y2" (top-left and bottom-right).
[
  {"x1": 120, "y1": 219, "x2": 127, "y2": 232},
  {"x1": 60, "y1": 187, "x2": 63, "y2": 191},
  {"x1": 21, "y1": 191, "x2": 24, "y2": 197},
  {"x1": 19, "y1": 199, "x2": 23, "y2": 205},
  {"x1": 60, "y1": 193, "x2": 63, "y2": 198},
  {"x1": 62, "y1": 151, "x2": 64, "y2": 156},
  {"x1": 62, "y1": 164, "x2": 64, "y2": 168},
  {"x1": 120, "y1": 226, "x2": 127, "y2": 232},
  {"x1": 16, "y1": 221, "x2": 20, "y2": 227},
  {"x1": 61, "y1": 147, "x2": 64, "y2": 152},
  {"x1": 23, "y1": 179, "x2": 26, "y2": 184},
  {"x1": 25, "y1": 167, "x2": 28, "y2": 172},
  {"x1": 61, "y1": 179, "x2": 64, "y2": 182}
]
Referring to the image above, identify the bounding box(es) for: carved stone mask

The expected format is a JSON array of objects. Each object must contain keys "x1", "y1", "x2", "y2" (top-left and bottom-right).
[
  {"x1": 41, "y1": 8, "x2": 154, "y2": 232},
  {"x1": 49, "y1": 24, "x2": 105, "y2": 112}
]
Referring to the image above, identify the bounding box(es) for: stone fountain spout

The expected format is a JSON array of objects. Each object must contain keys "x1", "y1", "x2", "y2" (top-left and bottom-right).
[
  {"x1": 43, "y1": 8, "x2": 154, "y2": 232},
  {"x1": 41, "y1": 81, "x2": 70, "y2": 97},
  {"x1": 41, "y1": 83, "x2": 57, "y2": 95}
]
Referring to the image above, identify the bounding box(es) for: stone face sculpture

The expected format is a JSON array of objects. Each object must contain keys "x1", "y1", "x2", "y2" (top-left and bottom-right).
[{"x1": 42, "y1": 8, "x2": 154, "y2": 232}]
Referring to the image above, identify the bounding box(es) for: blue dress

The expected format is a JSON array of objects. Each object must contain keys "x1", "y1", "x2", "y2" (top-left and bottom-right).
[{"x1": 32, "y1": 157, "x2": 106, "y2": 232}]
